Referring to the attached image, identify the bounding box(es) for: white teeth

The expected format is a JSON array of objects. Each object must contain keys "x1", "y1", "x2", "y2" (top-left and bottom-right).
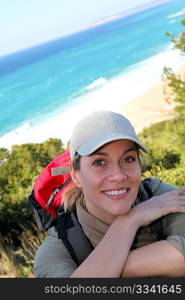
[{"x1": 104, "y1": 189, "x2": 127, "y2": 196}]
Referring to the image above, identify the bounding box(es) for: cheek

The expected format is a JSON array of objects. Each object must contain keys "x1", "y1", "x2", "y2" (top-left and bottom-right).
[
  {"x1": 129, "y1": 163, "x2": 141, "y2": 177},
  {"x1": 132, "y1": 166, "x2": 141, "y2": 196},
  {"x1": 78, "y1": 171, "x2": 104, "y2": 203},
  {"x1": 79, "y1": 171, "x2": 98, "y2": 190},
  {"x1": 129, "y1": 166, "x2": 141, "y2": 189},
  {"x1": 135, "y1": 168, "x2": 142, "y2": 182}
]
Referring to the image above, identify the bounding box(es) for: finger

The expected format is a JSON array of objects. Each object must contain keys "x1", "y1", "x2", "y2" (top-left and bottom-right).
[
  {"x1": 174, "y1": 204, "x2": 185, "y2": 213},
  {"x1": 178, "y1": 186, "x2": 185, "y2": 195},
  {"x1": 177, "y1": 199, "x2": 185, "y2": 205},
  {"x1": 166, "y1": 195, "x2": 185, "y2": 202},
  {"x1": 169, "y1": 186, "x2": 185, "y2": 195}
]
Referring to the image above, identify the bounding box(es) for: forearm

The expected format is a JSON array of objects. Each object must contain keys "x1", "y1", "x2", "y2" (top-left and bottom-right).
[
  {"x1": 71, "y1": 215, "x2": 139, "y2": 278},
  {"x1": 122, "y1": 240, "x2": 185, "y2": 278}
]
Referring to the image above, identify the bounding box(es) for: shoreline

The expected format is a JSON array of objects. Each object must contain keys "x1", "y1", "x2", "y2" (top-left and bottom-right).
[
  {"x1": 1, "y1": 57, "x2": 185, "y2": 150},
  {"x1": 119, "y1": 64, "x2": 185, "y2": 133}
]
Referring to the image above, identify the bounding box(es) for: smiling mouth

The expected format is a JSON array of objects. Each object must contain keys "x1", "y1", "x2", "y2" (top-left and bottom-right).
[{"x1": 103, "y1": 188, "x2": 129, "y2": 197}]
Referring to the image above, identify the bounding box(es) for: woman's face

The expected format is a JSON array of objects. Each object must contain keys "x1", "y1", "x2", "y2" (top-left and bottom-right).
[{"x1": 72, "y1": 139, "x2": 141, "y2": 224}]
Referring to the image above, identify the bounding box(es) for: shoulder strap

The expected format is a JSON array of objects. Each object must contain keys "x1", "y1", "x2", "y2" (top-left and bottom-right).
[
  {"x1": 144, "y1": 177, "x2": 161, "y2": 196},
  {"x1": 137, "y1": 178, "x2": 153, "y2": 203},
  {"x1": 56, "y1": 206, "x2": 94, "y2": 266},
  {"x1": 141, "y1": 178, "x2": 164, "y2": 239},
  {"x1": 138, "y1": 177, "x2": 161, "y2": 202},
  {"x1": 28, "y1": 190, "x2": 57, "y2": 230}
]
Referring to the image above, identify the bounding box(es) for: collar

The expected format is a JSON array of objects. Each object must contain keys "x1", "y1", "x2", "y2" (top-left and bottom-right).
[{"x1": 76, "y1": 203, "x2": 109, "y2": 247}]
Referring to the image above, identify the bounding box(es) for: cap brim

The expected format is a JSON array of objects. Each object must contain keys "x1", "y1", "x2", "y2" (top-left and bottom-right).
[{"x1": 77, "y1": 133, "x2": 148, "y2": 156}]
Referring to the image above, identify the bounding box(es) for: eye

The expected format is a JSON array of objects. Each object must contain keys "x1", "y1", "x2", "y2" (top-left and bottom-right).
[
  {"x1": 122, "y1": 156, "x2": 136, "y2": 164},
  {"x1": 93, "y1": 159, "x2": 106, "y2": 166}
]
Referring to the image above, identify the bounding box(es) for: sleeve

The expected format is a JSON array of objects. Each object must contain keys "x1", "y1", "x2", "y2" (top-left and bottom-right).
[
  {"x1": 34, "y1": 230, "x2": 77, "y2": 278},
  {"x1": 156, "y1": 181, "x2": 185, "y2": 260},
  {"x1": 162, "y1": 213, "x2": 185, "y2": 260}
]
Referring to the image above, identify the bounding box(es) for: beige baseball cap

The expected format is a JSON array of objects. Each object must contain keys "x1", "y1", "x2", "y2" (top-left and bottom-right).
[{"x1": 70, "y1": 110, "x2": 148, "y2": 160}]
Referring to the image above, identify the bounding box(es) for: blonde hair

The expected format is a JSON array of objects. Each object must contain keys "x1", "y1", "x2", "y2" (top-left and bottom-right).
[
  {"x1": 62, "y1": 184, "x2": 85, "y2": 211},
  {"x1": 62, "y1": 153, "x2": 85, "y2": 211}
]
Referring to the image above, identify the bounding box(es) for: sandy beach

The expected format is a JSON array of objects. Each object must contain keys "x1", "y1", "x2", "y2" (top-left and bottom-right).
[{"x1": 119, "y1": 65, "x2": 185, "y2": 133}]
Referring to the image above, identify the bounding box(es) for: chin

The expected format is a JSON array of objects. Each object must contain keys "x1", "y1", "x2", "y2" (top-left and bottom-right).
[{"x1": 109, "y1": 205, "x2": 132, "y2": 216}]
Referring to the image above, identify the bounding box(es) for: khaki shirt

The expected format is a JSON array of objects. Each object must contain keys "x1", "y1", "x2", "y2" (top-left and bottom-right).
[{"x1": 34, "y1": 179, "x2": 185, "y2": 277}]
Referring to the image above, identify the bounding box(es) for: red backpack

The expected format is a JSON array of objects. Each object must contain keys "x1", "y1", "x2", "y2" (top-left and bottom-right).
[{"x1": 28, "y1": 150, "x2": 73, "y2": 228}]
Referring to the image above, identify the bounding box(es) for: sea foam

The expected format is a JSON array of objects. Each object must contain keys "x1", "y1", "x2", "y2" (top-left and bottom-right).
[{"x1": 1, "y1": 47, "x2": 185, "y2": 150}]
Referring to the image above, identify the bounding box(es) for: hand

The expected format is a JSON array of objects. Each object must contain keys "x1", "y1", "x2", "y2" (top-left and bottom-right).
[{"x1": 129, "y1": 186, "x2": 185, "y2": 227}]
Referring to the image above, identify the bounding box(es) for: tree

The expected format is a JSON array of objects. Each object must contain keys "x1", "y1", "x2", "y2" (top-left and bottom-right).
[
  {"x1": 0, "y1": 138, "x2": 65, "y2": 234},
  {"x1": 163, "y1": 18, "x2": 185, "y2": 115}
]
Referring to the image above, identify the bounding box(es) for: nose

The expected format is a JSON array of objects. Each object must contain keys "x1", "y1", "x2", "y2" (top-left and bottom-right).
[{"x1": 108, "y1": 165, "x2": 128, "y2": 182}]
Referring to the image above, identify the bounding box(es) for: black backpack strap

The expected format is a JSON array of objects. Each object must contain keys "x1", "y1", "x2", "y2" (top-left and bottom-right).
[
  {"x1": 139, "y1": 178, "x2": 164, "y2": 239},
  {"x1": 137, "y1": 178, "x2": 153, "y2": 203},
  {"x1": 28, "y1": 190, "x2": 57, "y2": 230},
  {"x1": 56, "y1": 208, "x2": 79, "y2": 265},
  {"x1": 142, "y1": 178, "x2": 154, "y2": 199},
  {"x1": 56, "y1": 206, "x2": 94, "y2": 266},
  {"x1": 67, "y1": 212, "x2": 94, "y2": 264}
]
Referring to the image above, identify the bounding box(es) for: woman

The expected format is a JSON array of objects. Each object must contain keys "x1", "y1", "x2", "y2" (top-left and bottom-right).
[{"x1": 34, "y1": 110, "x2": 185, "y2": 278}]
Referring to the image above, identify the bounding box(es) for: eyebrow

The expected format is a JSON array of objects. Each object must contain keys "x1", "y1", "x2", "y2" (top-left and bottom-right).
[{"x1": 91, "y1": 147, "x2": 137, "y2": 156}]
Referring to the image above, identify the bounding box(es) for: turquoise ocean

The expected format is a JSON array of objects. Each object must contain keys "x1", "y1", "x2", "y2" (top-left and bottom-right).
[{"x1": 0, "y1": 0, "x2": 185, "y2": 148}]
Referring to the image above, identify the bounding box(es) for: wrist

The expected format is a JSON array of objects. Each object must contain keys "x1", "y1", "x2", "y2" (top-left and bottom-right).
[
  {"x1": 126, "y1": 207, "x2": 143, "y2": 228},
  {"x1": 116, "y1": 211, "x2": 141, "y2": 231}
]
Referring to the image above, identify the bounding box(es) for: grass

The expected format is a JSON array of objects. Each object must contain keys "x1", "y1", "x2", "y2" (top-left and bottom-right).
[{"x1": 0, "y1": 226, "x2": 45, "y2": 278}]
